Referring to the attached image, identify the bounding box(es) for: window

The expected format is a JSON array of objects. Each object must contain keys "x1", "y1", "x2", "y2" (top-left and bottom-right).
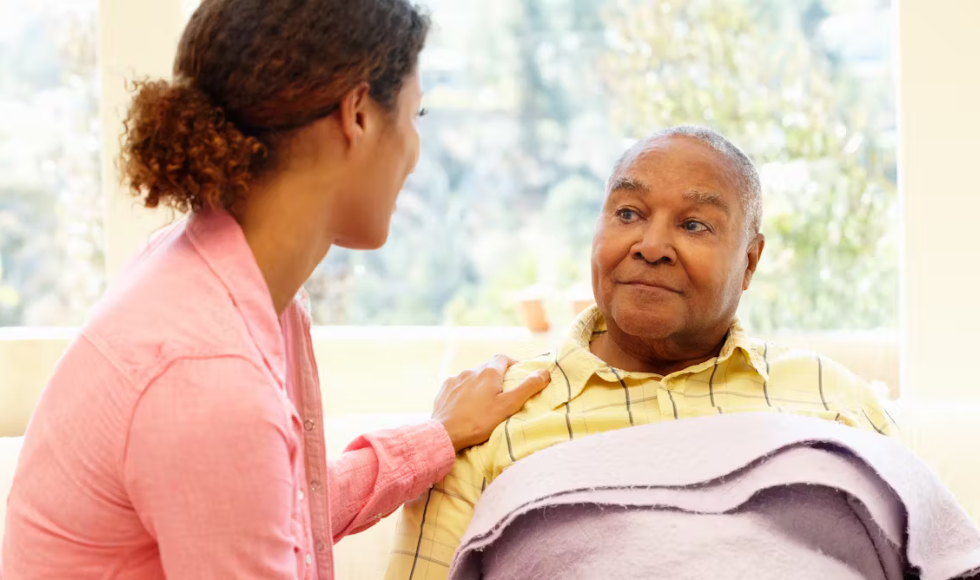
[
  {"x1": 309, "y1": 0, "x2": 898, "y2": 332},
  {"x1": 0, "y1": 0, "x2": 103, "y2": 327},
  {"x1": 7, "y1": 0, "x2": 896, "y2": 332}
]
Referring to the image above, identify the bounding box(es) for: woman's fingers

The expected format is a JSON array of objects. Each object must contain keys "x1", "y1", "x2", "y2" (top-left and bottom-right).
[
  {"x1": 432, "y1": 356, "x2": 543, "y2": 452},
  {"x1": 503, "y1": 370, "x2": 551, "y2": 412},
  {"x1": 484, "y1": 354, "x2": 518, "y2": 378}
]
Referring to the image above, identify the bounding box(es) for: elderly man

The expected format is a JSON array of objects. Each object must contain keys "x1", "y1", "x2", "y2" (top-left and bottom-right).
[{"x1": 385, "y1": 126, "x2": 895, "y2": 580}]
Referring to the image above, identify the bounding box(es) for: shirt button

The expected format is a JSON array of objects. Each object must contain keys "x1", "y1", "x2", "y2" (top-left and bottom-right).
[
  {"x1": 298, "y1": 489, "x2": 305, "y2": 501},
  {"x1": 315, "y1": 540, "x2": 327, "y2": 552},
  {"x1": 305, "y1": 553, "x2": 312, "y2": 565},
  {"x1": 304, "y1": 419, "x2": 316, "y2": 431},
  {"x1": 309, "y1": 480, "x2": 321, "y2": 492}
]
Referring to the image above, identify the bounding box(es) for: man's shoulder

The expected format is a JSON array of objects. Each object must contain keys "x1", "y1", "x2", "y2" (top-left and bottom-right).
[
  {"x1": 753, "y1": 339, "x2": 856, "y2": 375},
  {"x1": 750, "y1": 337, "x2": 896, "y2": 434},
  {"x1": 757, "y1": 339, "x2": 891, "y2": 398}
]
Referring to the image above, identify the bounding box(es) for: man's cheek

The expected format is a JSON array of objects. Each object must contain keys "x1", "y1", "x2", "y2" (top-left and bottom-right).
[{"x1": 595, "y1": 240, "x2": 624, "y2": 272}]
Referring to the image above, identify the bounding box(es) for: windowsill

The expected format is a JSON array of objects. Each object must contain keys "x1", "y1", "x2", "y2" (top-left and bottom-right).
[
  {"x1": 0, "y1": 325, "x2": 900, "y2": 341},
  {"x1": 309, "y1": 325, "x2": 534, "y2": 342},
  {"x1": 0, "y1": 327, "x2": 80, "y2": 341}
]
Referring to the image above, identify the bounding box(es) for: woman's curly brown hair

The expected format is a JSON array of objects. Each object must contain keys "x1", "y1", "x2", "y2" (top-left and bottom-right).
[{"x1": 120, "y1": 0, "x2": 430, "y2": 212}]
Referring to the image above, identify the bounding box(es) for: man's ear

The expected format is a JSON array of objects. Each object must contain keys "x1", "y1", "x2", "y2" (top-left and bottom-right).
[
  {"x1": 336, "y1": 82, "x2": 372, "y2": 146},
  {"x1": 743, "y1": 233, "x2": 765, "y2": 291}
]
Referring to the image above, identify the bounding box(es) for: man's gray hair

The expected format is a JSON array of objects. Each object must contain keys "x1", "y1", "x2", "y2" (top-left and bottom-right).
[{"x1": 610, "y1": 125, "x2": 763, "y2": 236}]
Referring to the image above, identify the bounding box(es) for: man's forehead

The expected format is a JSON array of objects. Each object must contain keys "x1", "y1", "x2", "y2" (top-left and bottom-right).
[
  {"x1": 619, "y1": 134, "x2": 729, "y2": 168},
  {"x1": 608, "y1": 136, "x2": 738, "y2": 194},
  {"x1": 613, "y1": 136, "x2": 675, "y2": 171}
]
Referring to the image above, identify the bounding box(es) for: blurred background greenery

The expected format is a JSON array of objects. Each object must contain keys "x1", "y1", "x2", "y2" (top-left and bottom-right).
[{"x1": 0, "y1": 0, "x2": 897, "y2": 333}]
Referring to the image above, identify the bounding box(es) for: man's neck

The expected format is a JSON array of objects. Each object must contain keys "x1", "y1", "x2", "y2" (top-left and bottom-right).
[{"x1": 589, "y1": 325, "x2": 729, "y2": 376}]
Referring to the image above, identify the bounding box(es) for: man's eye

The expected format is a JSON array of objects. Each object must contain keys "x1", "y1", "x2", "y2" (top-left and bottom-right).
[
  {"x1": 684, "y1": 220, "x2": 709, "y2": 233},
  {"x1": 417, "y1": 107, "x2": 429, "y2": 118},
  {"x1": 616, "y1": 208, "x2": 639, "y2": 222}
]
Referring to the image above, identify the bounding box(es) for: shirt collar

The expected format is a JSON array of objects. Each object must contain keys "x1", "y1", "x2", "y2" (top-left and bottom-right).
[
  {"x1": 185, "y1": 208, "x2": 287, "y2": 386},
  {"x1": 548, "y1": 305, "x2": 769, "y2": 410}
]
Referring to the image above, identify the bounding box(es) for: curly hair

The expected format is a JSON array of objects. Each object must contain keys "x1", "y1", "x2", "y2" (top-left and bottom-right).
[{"x1": 120, "y1": 0, "x2": 431, "y2": 212}]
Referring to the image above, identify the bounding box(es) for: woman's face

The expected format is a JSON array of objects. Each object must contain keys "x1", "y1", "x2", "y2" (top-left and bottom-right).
[{"x1": 330, "y1": 70, "x2": 424, "y2": 250}]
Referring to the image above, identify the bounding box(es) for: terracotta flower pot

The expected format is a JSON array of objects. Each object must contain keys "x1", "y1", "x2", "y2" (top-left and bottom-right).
[
  {"x1": 518, "y1": 298, "x2": 550, "y2": 333},
  {"x1": 566, "y1": 284, "x2": 595, "y2": 317},
  {"x1": 571, "y1": 299, "x2": 595, "y2": 316}
]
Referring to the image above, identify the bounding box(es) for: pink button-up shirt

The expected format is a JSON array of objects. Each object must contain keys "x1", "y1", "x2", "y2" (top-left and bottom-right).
[{"x1": 1, "y1": 209, "x2": 456, "y2": 579}]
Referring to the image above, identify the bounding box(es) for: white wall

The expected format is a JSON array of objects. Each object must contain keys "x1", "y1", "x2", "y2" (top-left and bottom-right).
[{"x1": 899, "y1": 0, "x2": 980, "y2": 401}]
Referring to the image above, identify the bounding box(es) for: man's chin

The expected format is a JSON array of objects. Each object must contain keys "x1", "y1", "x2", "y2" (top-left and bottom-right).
[{"x1": 607, "y1": 307, "x2": 682, "y2": 341}]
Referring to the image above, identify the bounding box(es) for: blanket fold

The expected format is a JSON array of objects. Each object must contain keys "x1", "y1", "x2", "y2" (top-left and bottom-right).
[{"x1": 448, "y1": 413, "x2": 980, "y2": 580}]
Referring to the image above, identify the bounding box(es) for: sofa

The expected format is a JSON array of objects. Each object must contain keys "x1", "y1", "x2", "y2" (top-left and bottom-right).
[{"x1": 2, "y1": 333, "x2": 979, "y2": 579}]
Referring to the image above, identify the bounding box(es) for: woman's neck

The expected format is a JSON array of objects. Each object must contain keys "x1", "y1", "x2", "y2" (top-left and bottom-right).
[{"x1": 234, "y1": 172, "x2": 336, "y2": 316}]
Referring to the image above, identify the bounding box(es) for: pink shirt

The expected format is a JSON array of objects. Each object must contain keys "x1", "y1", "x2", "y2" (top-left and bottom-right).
[{"x1": 1, "y1": 209, "x2": 456, "y2": 579}]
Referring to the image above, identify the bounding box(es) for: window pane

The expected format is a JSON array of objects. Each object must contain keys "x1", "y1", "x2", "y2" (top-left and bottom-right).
[
  {"x1": 308, "y1": 0, "x2": 897, "y2": 331},
  {"x1": 0, "y1": 0, "x2": 103, "y2": 326}
]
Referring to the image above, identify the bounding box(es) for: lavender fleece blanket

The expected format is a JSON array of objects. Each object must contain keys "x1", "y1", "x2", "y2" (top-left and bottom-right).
[{"x1": 448, "y1": 413, "x2": 980, "y2": 580}]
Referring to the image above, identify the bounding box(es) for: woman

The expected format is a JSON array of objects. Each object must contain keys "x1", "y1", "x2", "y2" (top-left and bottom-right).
[{"x1": 1, "y1": 0, "x2": 550, "y2": 578}]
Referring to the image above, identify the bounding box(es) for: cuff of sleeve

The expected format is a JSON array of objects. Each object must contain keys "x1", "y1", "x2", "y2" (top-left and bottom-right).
[{"x1": 410, "y1": 420, "x2": 457, "y2": 482}]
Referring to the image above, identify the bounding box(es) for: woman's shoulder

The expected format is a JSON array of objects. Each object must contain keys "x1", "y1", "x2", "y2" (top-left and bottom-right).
[{"x1": 83, "y1": 224, "x2": 272, "y2": 392}]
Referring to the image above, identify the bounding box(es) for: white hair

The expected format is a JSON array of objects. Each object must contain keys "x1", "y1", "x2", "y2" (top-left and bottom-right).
[{"x1": 610, "y1": 125, "x2": 763, "y2": 235}]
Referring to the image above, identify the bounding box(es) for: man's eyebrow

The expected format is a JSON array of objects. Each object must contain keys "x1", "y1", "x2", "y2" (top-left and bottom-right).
[
  {"x1": 684, "y1": 189, "x2": 731, "y2": 214},
  {"x1": 608, "y1": 177, "x2": 648, "y2": 194}
]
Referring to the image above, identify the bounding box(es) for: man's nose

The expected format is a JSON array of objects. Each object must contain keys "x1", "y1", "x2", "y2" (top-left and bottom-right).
[{"x1": 633, "y1": 220, "x2": 677, "y2": 265}]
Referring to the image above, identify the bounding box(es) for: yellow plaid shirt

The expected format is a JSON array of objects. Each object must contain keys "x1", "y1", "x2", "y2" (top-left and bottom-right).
[{"x1": 385, "y1": 306, "x2": 897, "y2": 580}]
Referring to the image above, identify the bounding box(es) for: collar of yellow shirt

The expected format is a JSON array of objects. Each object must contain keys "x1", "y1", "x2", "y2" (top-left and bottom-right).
[{"x1": 543, "y1": 305, "x2": 769, "y2": 411}]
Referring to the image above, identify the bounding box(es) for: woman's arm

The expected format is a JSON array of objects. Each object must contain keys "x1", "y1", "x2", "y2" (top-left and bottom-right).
[
  {"x1": 329, "y1": 421, "x2": 455, "y2": 539},
  {"x1": 125, "y1": 357, "x2": 303, "y2": 579},
  {"x1": 329, "y1": 355, "x2": 551, "y2": 539}
]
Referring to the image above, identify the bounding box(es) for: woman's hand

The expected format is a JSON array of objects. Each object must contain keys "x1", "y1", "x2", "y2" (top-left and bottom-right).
[{"x1": 432, "y1": 355, "x2": 551, "y2": 452}]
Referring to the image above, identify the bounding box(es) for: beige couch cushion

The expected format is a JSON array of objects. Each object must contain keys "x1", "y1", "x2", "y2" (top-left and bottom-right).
[{"x1": 0, "y1": 436, "x2": 23, "y2": 553}]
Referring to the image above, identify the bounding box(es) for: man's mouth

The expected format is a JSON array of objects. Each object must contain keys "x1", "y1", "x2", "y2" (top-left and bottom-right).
[{"x1": 620, "y1": 280, "x2": 682, "y2": 294}]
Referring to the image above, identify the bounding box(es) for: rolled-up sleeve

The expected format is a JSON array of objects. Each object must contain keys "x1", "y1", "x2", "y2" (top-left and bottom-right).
[
  {"x1": 124, "y1": 356, "x2": 302, "y2": 579},
  {"x1": 329, "y1": 420, "x2": 456, "y2": 540}
]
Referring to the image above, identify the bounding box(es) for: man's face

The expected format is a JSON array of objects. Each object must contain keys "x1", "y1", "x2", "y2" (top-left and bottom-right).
[{"x1": 591, "y1": 136, "x2": 764, "y2": 343}]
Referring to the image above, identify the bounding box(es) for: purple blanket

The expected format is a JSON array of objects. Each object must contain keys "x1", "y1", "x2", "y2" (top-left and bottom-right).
[{"x1": 449, "y1": 413, "x2": 980, "y2": 580}]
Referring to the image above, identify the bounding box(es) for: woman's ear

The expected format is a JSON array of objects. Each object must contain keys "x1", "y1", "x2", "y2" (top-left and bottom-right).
[{"x1": 336, "y1": 82, "x2": 372, "y2": 145}]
